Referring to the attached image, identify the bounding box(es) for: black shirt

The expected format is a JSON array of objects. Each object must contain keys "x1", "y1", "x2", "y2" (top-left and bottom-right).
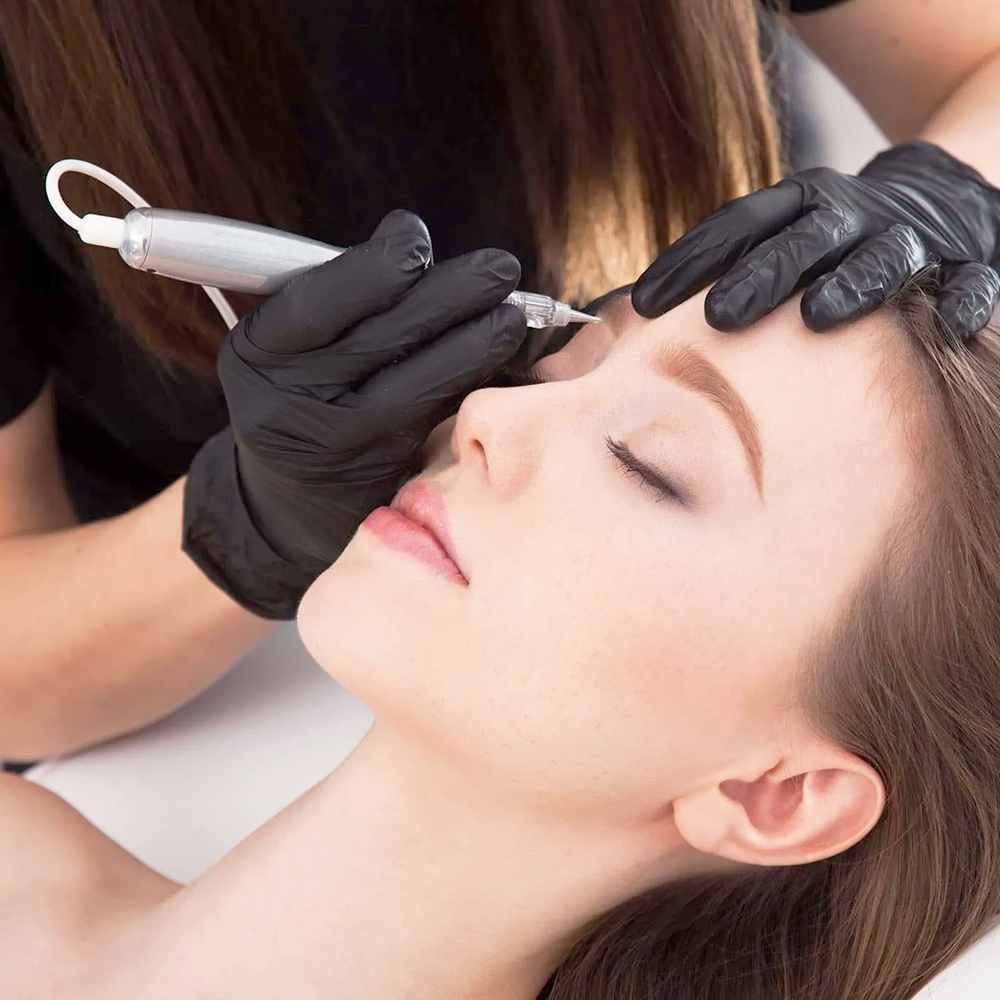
[{"x1": 0, "y1": 0, "x2": 850, "y2": 524}]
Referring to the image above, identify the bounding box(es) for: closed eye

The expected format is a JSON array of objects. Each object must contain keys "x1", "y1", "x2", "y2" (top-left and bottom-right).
[
  {"x1": 606, "y1": 437, "x2": 690, "y2": 506},
  {"x1": 485, "y1": 363, "x2": 550, "y2": 389},
  {"x1": 489, "y1": 364, "x2": 690, "y2": 506}
]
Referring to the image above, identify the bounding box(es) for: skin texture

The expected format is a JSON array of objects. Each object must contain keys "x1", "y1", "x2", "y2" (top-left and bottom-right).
[
  {"x1": 0, "y1": 774, "x2": 177, "y2": 998},
  {"x1": 0, "y1": 293, "x2": 922, "y2": 1000}
]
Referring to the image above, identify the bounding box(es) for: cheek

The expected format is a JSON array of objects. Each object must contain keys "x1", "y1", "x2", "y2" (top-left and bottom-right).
[
  {"x1": 295, "y1": 489, "x2": 784, "y2": 813},
  {"x1": 453, "y1": 519, "x2": 768, "y2": 808}
]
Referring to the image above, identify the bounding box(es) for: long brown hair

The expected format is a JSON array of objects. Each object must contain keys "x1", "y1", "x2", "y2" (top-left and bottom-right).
[
  {"x1": 0, "y1": 0, "x2": 781, "y2": 380},
  {"x1": 542, "y1": 284, "x2": 1000, "y2": 999}
]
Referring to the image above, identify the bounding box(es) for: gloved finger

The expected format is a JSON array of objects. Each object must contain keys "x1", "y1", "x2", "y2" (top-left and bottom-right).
[
  {"x1": 238, "y1": 209, "x2": 432, "y2": 357},
  {"x1": 631, "y1": 179, "x2": 805, "y2": 318},
  {"x1": 258, "y1": 248, "x2": 520, "y2": 393},
  {"x1": 704, "y1": 206, "x2": 864, "y2": 331},
  {"x1": 367, "y1": 208, "x2": 432, "y2": 249},
  {"x1": 343, "y1": 303, "x2": 528, "y2": 446},
  {"x1": 937, "y1": 261, "x2": 1000, "y2": 342},
  {"x1": 800, "y1": 224, "x2": 929, "y2": 332},
  {"x1": 219, "y1": 250, "x2": 526, "y2": 420},
  {"x1": 370, "y1": 208, "x2": 433, "y2": 265},
  {"x1": 319, "y1": 248, "x2": 521, "y2": 387}
]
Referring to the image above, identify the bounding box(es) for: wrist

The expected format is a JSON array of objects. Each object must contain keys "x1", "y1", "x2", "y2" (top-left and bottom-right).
[{"x1": 183, "y1": 429, "x2": 313, "y2": 620}]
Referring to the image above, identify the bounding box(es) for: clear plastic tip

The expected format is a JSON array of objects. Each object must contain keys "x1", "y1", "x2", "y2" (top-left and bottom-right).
[{"x1": 504, "y1": 290, "x2": 602, "y2": 329}]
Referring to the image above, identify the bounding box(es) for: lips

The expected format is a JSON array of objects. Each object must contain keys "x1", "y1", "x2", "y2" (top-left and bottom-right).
[{"x1": 387, "y1": 479, "x2": 468, "y2": 584}]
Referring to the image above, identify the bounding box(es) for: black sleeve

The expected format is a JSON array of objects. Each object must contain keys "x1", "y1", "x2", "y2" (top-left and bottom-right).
[{"x1": 0, "y1": 178, "x2": 51, "y2": 427}]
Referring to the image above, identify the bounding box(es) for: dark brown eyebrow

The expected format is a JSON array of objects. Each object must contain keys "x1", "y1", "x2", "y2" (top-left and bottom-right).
[{"x1": 597, "y1": 295, "x2": 763, "y2": 496}]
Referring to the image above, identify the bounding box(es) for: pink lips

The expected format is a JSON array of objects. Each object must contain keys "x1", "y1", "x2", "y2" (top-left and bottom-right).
[{"x1": 361, "y1": 480, "x2": 468, "y2": 586}]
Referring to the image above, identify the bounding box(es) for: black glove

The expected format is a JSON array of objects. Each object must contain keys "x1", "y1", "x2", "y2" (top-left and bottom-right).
[
  {"x1": 631, "y1": 140, "x2": 1000, "y2": 341},
  {"x1": 183, "y1": 210, "x2": 528, "y2": 619}
]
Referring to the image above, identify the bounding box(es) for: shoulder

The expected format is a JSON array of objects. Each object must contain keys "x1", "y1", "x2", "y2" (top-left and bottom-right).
[{"x1": 0, "y1": 773, "x2": 177, "y2": 995}]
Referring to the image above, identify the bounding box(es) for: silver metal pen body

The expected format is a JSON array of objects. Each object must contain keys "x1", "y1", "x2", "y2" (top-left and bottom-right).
[
  {"x1": 116, "y1": 208, "x2": 597, "y2": 328},
  {"x1": 119, "y1": 207, "x2": 342, "y2": 295}
]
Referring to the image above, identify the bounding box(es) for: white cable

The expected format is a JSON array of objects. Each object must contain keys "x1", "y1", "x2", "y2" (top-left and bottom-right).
[
  {"x1": 202, "y1": 285, "x2": 239, "y2": 328},
  {"x1": 44, "y1": 159, "x2": 238, "y2": 330},
  {"x1": 45, "y1": 159, "x2": 149, "y2": 225}
]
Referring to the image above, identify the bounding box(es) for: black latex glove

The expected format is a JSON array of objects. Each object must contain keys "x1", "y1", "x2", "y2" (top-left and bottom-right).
[
  {"x1": 183, "y1": 210, "x2": 528, "y2": 619},
  {"x1": 631, "y1": 141, "x2": 1000, "y2": 341}
]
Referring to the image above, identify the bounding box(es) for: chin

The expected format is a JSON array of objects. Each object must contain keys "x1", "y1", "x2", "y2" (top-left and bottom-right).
[
  {"x1": 295, "y1": 532, "x2": 432, "y2": 714},
  {"x1": 298, "y1": 542, "x2": 377, "y2": 669}
]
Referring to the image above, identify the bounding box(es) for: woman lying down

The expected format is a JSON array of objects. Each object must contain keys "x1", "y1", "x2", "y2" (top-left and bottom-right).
[{"x1": 4, "y1": 274, "x2": 1000, "y2": 1000}]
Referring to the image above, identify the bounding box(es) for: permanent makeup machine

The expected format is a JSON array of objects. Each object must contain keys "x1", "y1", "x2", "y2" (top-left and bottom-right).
[{"x1": 44, "y1": 159, "x2": 600, "y2": 332}]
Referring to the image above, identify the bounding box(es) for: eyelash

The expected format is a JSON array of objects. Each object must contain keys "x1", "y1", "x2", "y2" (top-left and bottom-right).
[
  {"x1": 605, "y1": 437, "x2": 688, "y2": 505},
  {"x1": 494, "y1": 364, "x2": 689, "y2": 506},
  {"x1": 486, "y1": 363, "x2": 549, "y2": 389}
]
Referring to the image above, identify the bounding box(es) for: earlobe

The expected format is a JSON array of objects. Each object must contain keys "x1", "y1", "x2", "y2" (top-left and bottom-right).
[{"x1": 673, "y1": 747, "x2": 885, "y2": 868}]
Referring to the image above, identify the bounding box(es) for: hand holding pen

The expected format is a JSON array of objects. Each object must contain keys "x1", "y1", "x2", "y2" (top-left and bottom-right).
[
  {"x1": 183, "y1": 210, "x2": 537, "y2": 618},
  {"x1": 43, "y1": 163, "x2": 600, "y2": 618}
]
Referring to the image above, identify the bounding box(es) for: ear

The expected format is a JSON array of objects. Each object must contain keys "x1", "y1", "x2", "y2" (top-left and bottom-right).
[{"x1": 671, "y1": 741, "x2": 885, "y2": 867}]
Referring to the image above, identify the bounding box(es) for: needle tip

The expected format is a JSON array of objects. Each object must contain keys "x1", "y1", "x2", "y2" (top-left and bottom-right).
[{"x1": 568, "y1": 309, "x2": 601, "y2": 324}]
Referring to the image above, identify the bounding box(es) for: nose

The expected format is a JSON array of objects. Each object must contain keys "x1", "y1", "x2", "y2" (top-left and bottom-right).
[{"x1": 449, "y1": 384, "x2": 543, "y2": 496}]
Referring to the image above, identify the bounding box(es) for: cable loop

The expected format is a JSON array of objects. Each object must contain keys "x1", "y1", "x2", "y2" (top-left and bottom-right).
[
  {"x1": 44, "y1": 159, "x2": 237, "y2": 329},
  {"x1": 45, "y1": 159, "x2": 150, "y2": 230}
]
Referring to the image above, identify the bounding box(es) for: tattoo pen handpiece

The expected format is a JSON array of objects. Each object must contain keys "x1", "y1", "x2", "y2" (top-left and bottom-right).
[{"x1": 75, "y1": 206, "x2": 600, "y2": 330}]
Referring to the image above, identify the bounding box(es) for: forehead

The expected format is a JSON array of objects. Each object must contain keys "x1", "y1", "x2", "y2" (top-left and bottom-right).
[
  {"x1": 644, "y1": 293, "x2": 910, "y2": 472},
  {"x1": 548, "y1": 290, "x2": 912, "y2": 445}
]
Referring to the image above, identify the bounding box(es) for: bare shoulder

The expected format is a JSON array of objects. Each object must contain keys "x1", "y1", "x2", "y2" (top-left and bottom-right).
[{"x1": 0, "y1": 773, "x2": 177, "y2": 998}]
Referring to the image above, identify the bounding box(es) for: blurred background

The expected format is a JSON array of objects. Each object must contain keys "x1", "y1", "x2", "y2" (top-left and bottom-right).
[{"x1": 786, "y1": 31, "x2": 889, "y2": 174}]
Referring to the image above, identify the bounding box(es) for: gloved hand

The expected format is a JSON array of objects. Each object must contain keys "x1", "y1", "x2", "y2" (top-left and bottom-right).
[
  {"x1": 183, "y1": 210, "x2": 527, "y2": 619},
  {"x1": 631, "y1": 141, "x2": 1000, "y2": 341}
]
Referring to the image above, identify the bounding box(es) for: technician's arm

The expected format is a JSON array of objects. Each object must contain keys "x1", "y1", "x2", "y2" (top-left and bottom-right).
[
  {"x1": 0, "y1": 212, "x2": 527, "y2": 758},
  {"x1": 0, "y1": 381, "x2": 274, "y2": 760},
  {"x1": 793, "y1": 0, "x2": 1000, "y2": 185}
]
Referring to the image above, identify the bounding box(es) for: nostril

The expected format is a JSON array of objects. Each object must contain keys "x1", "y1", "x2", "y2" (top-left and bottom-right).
[{"x1": 469, "y1": 435, "x2": 488, "y2": 476}]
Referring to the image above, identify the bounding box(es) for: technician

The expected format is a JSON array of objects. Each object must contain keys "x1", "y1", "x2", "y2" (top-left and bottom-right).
[{"x1": 0, "y1": 0, "x2": 996, "y2": 762}]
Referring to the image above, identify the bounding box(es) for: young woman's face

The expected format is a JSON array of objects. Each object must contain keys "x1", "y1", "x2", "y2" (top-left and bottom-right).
[{"x1": 297, "y1": 291, "x2": 918, "y2": 818}]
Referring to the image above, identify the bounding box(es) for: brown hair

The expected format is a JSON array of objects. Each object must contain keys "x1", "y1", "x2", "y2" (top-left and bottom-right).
[
  {"x1": 541, "y1": 285, "x2": 1000, "y2": 999},
  {"x1": 0, "y1": 0, "x2": 782, "y2": 380}
]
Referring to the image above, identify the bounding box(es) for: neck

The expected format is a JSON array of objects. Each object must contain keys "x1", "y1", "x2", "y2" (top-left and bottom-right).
[{"x1": 105, "y1": 723, "x2": 692, "y2": 1000}]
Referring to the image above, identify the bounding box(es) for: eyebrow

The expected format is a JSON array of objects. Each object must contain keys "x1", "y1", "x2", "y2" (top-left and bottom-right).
[
  {"x1": 653, "y1": 344, "x2": 764, "y2": 497},
  {"x1": 600, "y1": 298, "x2": 764, "y2": 497}
]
